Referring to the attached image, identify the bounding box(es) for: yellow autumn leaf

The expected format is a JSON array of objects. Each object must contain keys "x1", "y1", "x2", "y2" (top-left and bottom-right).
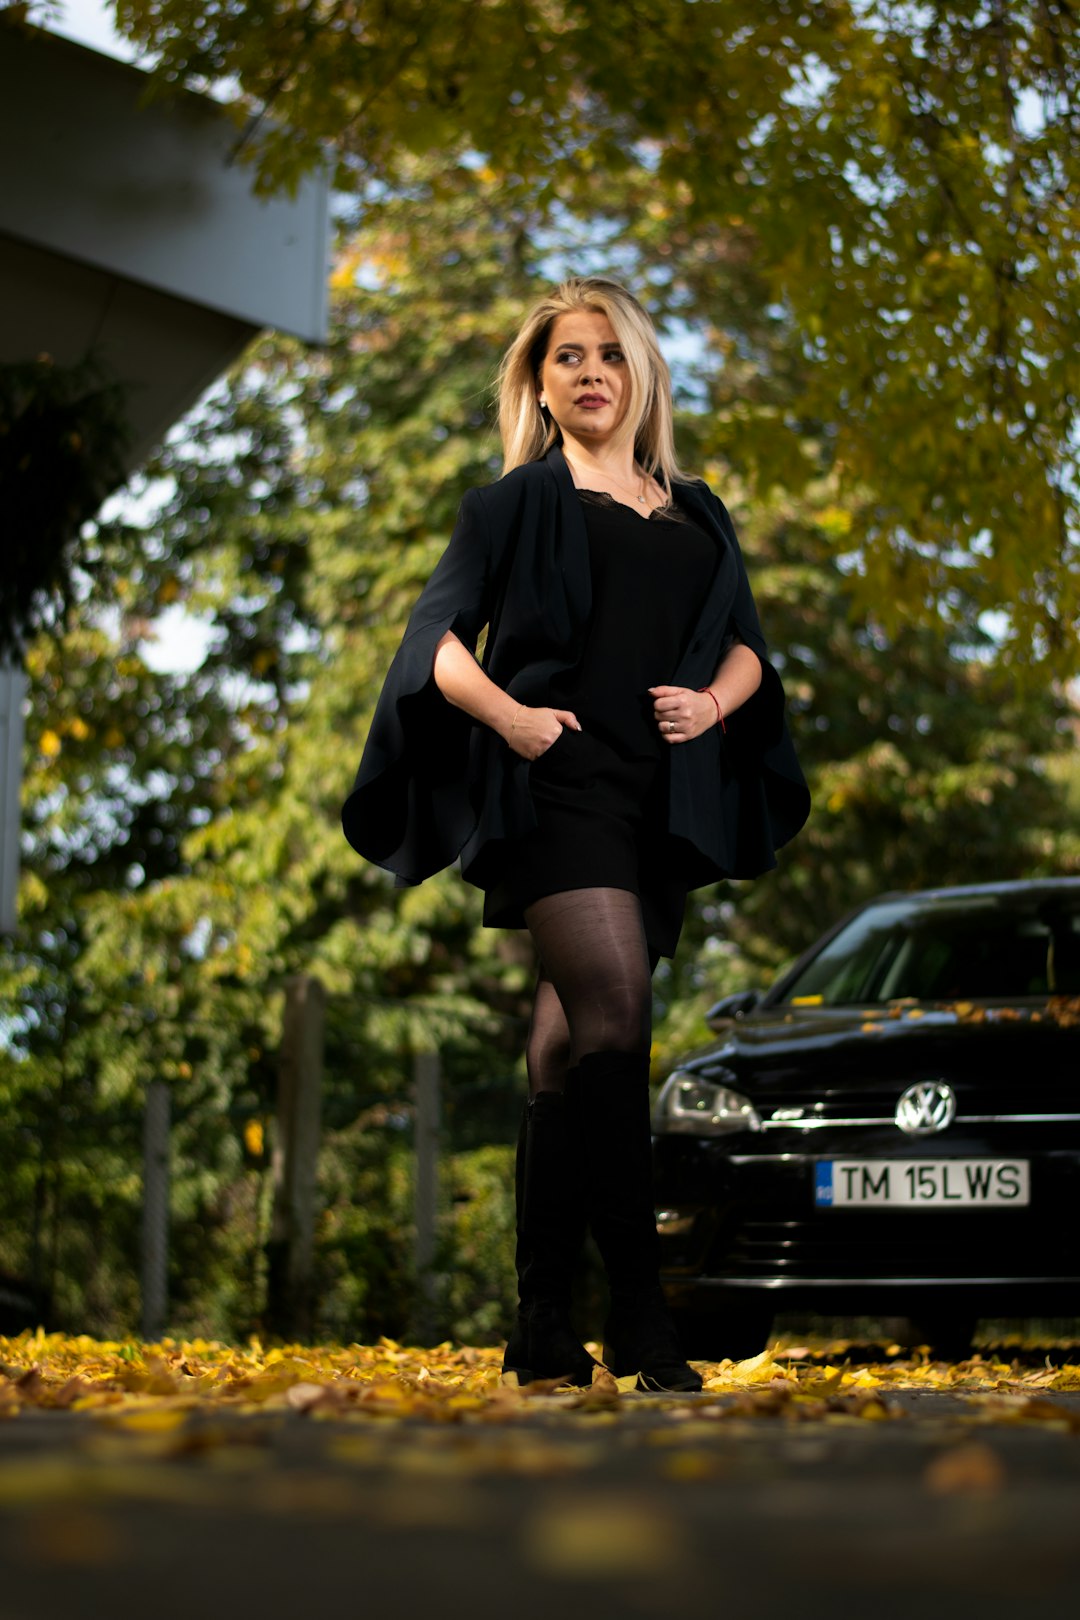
[
  {"x1": 521, "y1": 1495, "x2": 686, "y2": 1577},
  {"x1": 857, "y1": 1397, "x2": 891, "y2": 1420},
  {"x1": 111, "y1": 1405, "x2": 190, "y2": 1432},
  {"x1": 733, "y1": 1347, "x2": 776, "y2": 1376},
  {"x1": 661, "y1": 1449, "x2": 721, "y2": 1481},
  {"x1": 799, "y1": 1365, "x2": 847, "y2": 1397},
  {"x1": 924, "y1": 1441, "x2": 1006, "y2": 1495}
]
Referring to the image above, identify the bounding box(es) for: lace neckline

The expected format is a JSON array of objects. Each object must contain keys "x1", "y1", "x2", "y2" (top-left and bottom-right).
[{"x1": 576, "y1": 488, "x2": 682, "y2": 523}]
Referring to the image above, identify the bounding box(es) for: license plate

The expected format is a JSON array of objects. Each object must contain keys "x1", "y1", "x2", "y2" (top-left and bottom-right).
[{"x1": 814, "y1": 1158, "x2": 1030, "y2": 1209}]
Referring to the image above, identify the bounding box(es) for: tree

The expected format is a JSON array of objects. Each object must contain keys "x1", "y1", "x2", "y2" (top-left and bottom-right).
[
  {"x1": 0, "y1": 617, "x2": 263, "y2": 1331},
  {"x1": 652, "y1": 466, "x2": 1079, "y2": 1070},
  {"x1": 4, "y1": 147, "x2": 1075, "y2": 1338},
  {"x1": 91, "y1": 0, "x2": 1080, "y2": 674},
  {"x1": 0, "y1": 353, "x2": 130, "y2": 657},
  {"x1": 1, "y1": 160, "x2": 552, "y2": 1340}
]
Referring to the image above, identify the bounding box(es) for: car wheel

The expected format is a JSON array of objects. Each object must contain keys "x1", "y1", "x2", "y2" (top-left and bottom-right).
[
  {"x1": 670, "y1": 1306, "x2": 774, "y2": 1363},
  {"x1": 902, "y1": 1312, "x2": 979, "y2": 1361}
]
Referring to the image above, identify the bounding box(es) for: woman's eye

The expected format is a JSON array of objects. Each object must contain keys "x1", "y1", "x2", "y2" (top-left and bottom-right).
[{"x1": 555, "y1": 349, "x2": 624, "y2": 364}]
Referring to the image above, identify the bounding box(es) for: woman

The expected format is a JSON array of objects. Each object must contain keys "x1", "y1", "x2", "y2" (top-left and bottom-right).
[{"x1": 343, "y1": 277, "x2": 810, "y2": 1391}]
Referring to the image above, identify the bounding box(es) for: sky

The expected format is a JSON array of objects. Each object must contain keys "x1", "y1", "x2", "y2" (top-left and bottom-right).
[{"x1": 50, "y1": 0, "x2": 138, "y2": 60}]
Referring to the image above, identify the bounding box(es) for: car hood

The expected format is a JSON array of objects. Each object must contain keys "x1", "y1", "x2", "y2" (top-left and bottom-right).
[{"x1": 679, "y1": 998, "x2": 1078, "y2": 1106}]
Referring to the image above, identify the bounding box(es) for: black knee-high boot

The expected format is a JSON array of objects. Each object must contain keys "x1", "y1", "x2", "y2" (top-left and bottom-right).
[
  {"x1": 501, "y1": 1091, "x2": 596, "y2": 1387},
  {"x1": 568, "y1": 1051, "x2": 702, "y2": 1393}
]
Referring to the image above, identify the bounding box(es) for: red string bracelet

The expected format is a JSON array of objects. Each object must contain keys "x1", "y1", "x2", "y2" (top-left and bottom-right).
[{"x1": 697, "y1": 687, "x2": 726, "y2": 733}]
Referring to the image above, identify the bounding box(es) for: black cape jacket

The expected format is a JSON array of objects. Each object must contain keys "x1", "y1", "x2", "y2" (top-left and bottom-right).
[{"x1": 342, "y1": 445, "x2": 810, "y2": 910}]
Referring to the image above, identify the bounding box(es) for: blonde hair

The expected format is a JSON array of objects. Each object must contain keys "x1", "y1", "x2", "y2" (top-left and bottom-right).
[{"x1": 496, "y1": 277, "x2": 686, "y2": 488}]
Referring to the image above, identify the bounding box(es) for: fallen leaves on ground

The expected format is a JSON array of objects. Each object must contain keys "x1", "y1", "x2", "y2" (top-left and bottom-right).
[
  {"x1": 1, "y1": 1330, "x2": 1078, "y2": 1432},
  {"x1": 0, "y1": 1332, "x2": 1077, "y2": 1535}
]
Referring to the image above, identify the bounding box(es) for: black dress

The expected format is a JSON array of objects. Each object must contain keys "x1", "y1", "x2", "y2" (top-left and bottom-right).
[{"x1": 483, "y1": 490, "x2": 719, "y2": 959}]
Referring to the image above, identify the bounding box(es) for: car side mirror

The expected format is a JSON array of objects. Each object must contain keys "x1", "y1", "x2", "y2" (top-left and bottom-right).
[{"x1": 705, "y1": 989, "x2": 762, "y2": 1031}]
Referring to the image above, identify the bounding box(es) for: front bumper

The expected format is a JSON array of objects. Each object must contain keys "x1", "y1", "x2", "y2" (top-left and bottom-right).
[{"x1": 652, "y1": 1129, "x2": 1080, "y2": 1316}]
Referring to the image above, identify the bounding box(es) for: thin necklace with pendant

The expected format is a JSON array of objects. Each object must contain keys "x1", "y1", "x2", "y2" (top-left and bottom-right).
[
  {"x1": 611, "y1": 466, "x2": 649, "y2": 505},
  {"x1": 568, "y1": 454, "x2": 650, "y2": 506}
]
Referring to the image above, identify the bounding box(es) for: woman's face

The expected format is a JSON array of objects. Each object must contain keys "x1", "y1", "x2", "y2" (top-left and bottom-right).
[{"x1": 537, "y1": 310, "x2": 631, "y2": 447}]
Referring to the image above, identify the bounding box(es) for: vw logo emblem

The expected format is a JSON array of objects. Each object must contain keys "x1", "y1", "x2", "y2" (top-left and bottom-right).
[{"x1": 895, "y1": 1080, "x2": 956, "y2": 1136}]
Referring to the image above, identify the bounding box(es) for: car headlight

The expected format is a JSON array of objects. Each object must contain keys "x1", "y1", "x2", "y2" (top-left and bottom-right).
[{"x1": 653, "y1": 1069, "x2": 762, "y2": 1136}]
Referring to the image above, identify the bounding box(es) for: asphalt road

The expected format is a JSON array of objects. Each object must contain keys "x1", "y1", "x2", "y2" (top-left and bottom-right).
[{"x1": 2, "y1": 1393, "x2": 1080, "y2": 1620}]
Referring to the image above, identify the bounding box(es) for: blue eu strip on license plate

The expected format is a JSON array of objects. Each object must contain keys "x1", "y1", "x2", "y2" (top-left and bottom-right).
[
  {"x1": 814, "y1": 1158, "x2": 1030, "y2": 1209},
  {"x1": 814, "y1": 1162, "x2": 834, "y2": 1207}
]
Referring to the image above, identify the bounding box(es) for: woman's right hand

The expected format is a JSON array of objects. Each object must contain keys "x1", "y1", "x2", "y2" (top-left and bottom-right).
[{"x1": 503, "y1": 705, "x2": 582, "y2": 760}]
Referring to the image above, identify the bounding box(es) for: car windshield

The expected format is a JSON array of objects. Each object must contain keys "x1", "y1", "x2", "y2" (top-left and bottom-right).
[{"x1": 778, "y1": 892, "x2": 1080, "y2": 1005}]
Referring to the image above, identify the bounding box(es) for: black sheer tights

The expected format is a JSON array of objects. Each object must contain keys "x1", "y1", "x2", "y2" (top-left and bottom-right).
[{"x1": 523, "y1": 887, "x2": 656, "y2": 1095}]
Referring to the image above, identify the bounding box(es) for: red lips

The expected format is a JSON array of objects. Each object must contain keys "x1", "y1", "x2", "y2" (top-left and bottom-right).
[{"x1": 574, "y1": 394, "x2": 609, "y2": 405}]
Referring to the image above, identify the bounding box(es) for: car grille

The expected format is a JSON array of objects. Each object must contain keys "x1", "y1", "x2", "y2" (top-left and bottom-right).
[
  {"x1": 756, "y1": 1090, "x2": 1080, "y2": 1128},
  {"x1": 709, "y1": 1209, "x2": 1074, "y2": 1282}
]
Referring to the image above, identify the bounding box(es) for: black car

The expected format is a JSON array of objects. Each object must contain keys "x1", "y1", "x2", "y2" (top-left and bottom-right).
[{"x1": 653, "y1": 880, "x2": 1080, "y2": 1358}]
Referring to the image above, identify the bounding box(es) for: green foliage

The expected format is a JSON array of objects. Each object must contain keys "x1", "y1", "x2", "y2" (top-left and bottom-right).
[
  {"x1": 651, "y1": 466, "x2": 1078, "y2": 1074},
  {"x1": 100, "y1": 0, "x2": 1080, "y2": 674},
  {"x1": 1, "y1": 144, "x2": 1076, "y2": 1343},
  {"x1": 0, "y1": 160, "x2": 546, "y2": 1339},
  {"x1": 0, "y1": 612, "x2": 264, "y2": 1334},
  {"x1": 0, "y1": 353, "x2": 130, "y2": 657},
  {"x1": 308, "y1": 1124, "x2": 417, "y2": 1344},
  {"x1": 441, "y1": 1145, "x2": 517, "y2": 1346}
]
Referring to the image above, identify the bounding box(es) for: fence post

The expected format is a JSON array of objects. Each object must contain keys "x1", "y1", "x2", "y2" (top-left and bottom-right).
[
  {"x1": 265, "y1": 974, "x2": 325, "y2": 1340},
  {"x1": 412, "y1": 1049, "x2": 441, "y2": 1345},
  {"x1": 140, "y1": 1078, "x2": 170, "y2": 1342},
  {"x1": 0, "y1": 663, "x2": 27, "y2": 938}
]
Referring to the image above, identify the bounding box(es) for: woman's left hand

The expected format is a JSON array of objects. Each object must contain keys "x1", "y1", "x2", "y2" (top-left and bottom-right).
[{"x1": 648, "y1": 685, "x2": 717, "y2": 744}]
